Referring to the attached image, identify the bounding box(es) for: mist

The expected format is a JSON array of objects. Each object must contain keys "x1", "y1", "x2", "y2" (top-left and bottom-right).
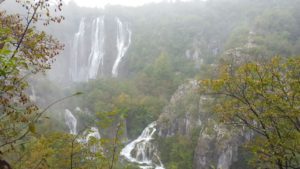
[{"x1": 1, "y1": 0, "x2": 300, "y2": 169}]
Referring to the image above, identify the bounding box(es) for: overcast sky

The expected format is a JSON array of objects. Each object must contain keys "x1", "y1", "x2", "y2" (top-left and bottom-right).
[{"x1": 63, "y1": 0, "x2": 191, "y2": 8}]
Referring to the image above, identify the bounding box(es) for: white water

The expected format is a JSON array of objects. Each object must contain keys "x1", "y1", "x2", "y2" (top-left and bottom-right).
[
  {"x1": 69, "y1": 17, "x2": 131, "y2": 80},
  {"x1": 86, "y1": 127, "x2": 101, "y2": 140},
  {"x1": 112, "y1": 17, "x2": 132, "y2": 77},
  {"x1": 121, "y1": 122, "x2": 165, "y2": 169},
  {"x1": 70, "y1": 18, "x2": 86, "y2": 82},
  {"x1": 79, "y1": 127, "x2": 102, "y2": 153},
  {"x1": 70, "y1": 17, "x2": 105, "y2": 81},
  {"x1": 64, "y1": 109, "x2": 101, "y2": 153},
  {"x1": 64, "y1": 109, "x2": 78, "y2": 135},
  {"x1": 88, "y1": 17, "x2": 105, "y2": 79}
]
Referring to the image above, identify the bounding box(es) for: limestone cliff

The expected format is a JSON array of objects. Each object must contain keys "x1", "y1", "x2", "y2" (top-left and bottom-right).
[{"x1": 157, "y1": 80, "x2": 248, "y2": 169}]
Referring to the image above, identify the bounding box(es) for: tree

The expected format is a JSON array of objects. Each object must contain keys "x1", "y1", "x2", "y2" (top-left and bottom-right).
[
  {"x1": 96, "y1": 109, "x2": 126, "y2": 169},
  {"x1": 200, "y1": 57, "x2": 300, "y2": 169},
  {"x1": 0, "y1": 0, "x2": 64, "y2": 155},
  {"x1": 11, "y1": 132, "x2": 102, "y2": 169}
]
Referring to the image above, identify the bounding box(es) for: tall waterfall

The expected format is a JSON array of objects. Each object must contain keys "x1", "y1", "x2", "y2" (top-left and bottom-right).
[
  {"x1": 70, "y1": 17, "x2": 105, "y2": 82},
  {"x1": 68, "y1": 17, "x2": 131, "y2": 81},
  {"x1": 64, "y1": 109, "x2": 78, "y2": 135},
  {"x1": 112, "y1": 17, "x2": 132, "y2": 77},
  {"x1": 70, "y1": 18, "x2": 85, "y2": 82},
  {"x1": 88, "y1": 17, "x2": 105, "y2": 79},
  {"x1": 121, "y1": 122, "x2": 165, "y2": 169}
]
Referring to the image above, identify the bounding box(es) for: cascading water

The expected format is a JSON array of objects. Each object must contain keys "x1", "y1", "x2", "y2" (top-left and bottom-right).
[
  {"x1": 121, "y1": 122, "x2": 165, "y2": 169},
  {"x1": 70, "y1": 18, "x2": 85, "y2": 82},
  {"x1": 64, "y1": 109, "x2": 101, "y2": 152},
  {"x1": 64, "y1": 109, "x2": 78, "y2": 135},
  {"x1": 70, "y1": 17, "x2": 105, "y2": 82},
  {"x1": 78, "y1": 127, "x2": 102, "y2": 153},
  {"x1": 88, "y1": 17, "x2": 105, "y2": 79},
  {"x1": 112, "y1": 17, "x2": 132, "y2": 77},
  {"x1": 86, "y1": 127, "x2": 101, "y2": 140},
  {"x1": 68, "y1": 17, "x2": 131, "y2": 81}
]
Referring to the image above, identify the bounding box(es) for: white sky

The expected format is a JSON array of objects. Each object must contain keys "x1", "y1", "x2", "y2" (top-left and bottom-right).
[{"x1": 63, "y1": 0, "x2": 191, "y2": 8}]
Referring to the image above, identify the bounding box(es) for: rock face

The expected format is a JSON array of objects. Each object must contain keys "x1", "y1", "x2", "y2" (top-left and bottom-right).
[
  {"x1": 158, "y1": 80, "x2": 202, "y2": 137},
  {"x1": 157, "y1": 80, "x2": 246, "y2": 169},
  {"x1": 193, "y1": 120, "x2": 243, "y2": 169}
]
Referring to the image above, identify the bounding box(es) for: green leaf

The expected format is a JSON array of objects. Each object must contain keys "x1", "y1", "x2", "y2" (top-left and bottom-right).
[{"x1": 0, "y1": 49, "x2": 11, "y2": 55}]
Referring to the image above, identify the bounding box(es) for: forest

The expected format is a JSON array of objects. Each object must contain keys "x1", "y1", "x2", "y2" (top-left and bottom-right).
[{"x1": 0, "y1": 0, "x2": 299, "y2": 169}]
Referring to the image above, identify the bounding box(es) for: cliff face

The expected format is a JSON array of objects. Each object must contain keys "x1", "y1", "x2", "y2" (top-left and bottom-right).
[
  {"x1": 158, "y1": 80, "x2": 201, "y2": 137},
  {"x1": 157, "y1": 80, "x2": 248, "y2": 169}
]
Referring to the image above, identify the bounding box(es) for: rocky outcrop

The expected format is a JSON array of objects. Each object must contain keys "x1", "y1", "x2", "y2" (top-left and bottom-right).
[
  {"x1": 193, "y1": 120, "x2": 244, "y2": 169},
  {"x1": 156, "y1": 80, "x2": 247, "y2": 169},
  {"x1": 158, "y1": 80, "x2": 201, "y2": 137}
]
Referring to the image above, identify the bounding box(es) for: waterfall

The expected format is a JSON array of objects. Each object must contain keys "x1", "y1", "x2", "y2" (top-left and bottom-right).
[
  {"x1": 64, "y1": 108, "x2": 102, "y2": 154},
  {"x1": 69, "y1": 17, "x2": 131, "y2": 81},
  {"x1": 121, "y1": 122, "x2": 165, "y2": 169},
  {"x1": 88, "y1": 17, "x2": 105, "y2": 79},
  {"x1": 86, "y1": 127, "x2": 101, "y2": 153},
  {"x1": 64, "y1": 109, "x2": 101, "y2": 152},
  {"x1": 64, "y1": 109, "x2": 78, "y2": 135},
  {"x1": 112, "y1": 17, "x2": 132, "y2": 77},
  {"x1": 78, "y1": 127, "x2": 102, "y2": 153},
  {"x1": 86, "y1": 127, "x2": 101, "y2": 140},
  {"x1": 70, "y1": 17, "x2": 105, "y2": 82},
  {"x1": 70, "y1": 18, "x2": 85, "y2": 82}
]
